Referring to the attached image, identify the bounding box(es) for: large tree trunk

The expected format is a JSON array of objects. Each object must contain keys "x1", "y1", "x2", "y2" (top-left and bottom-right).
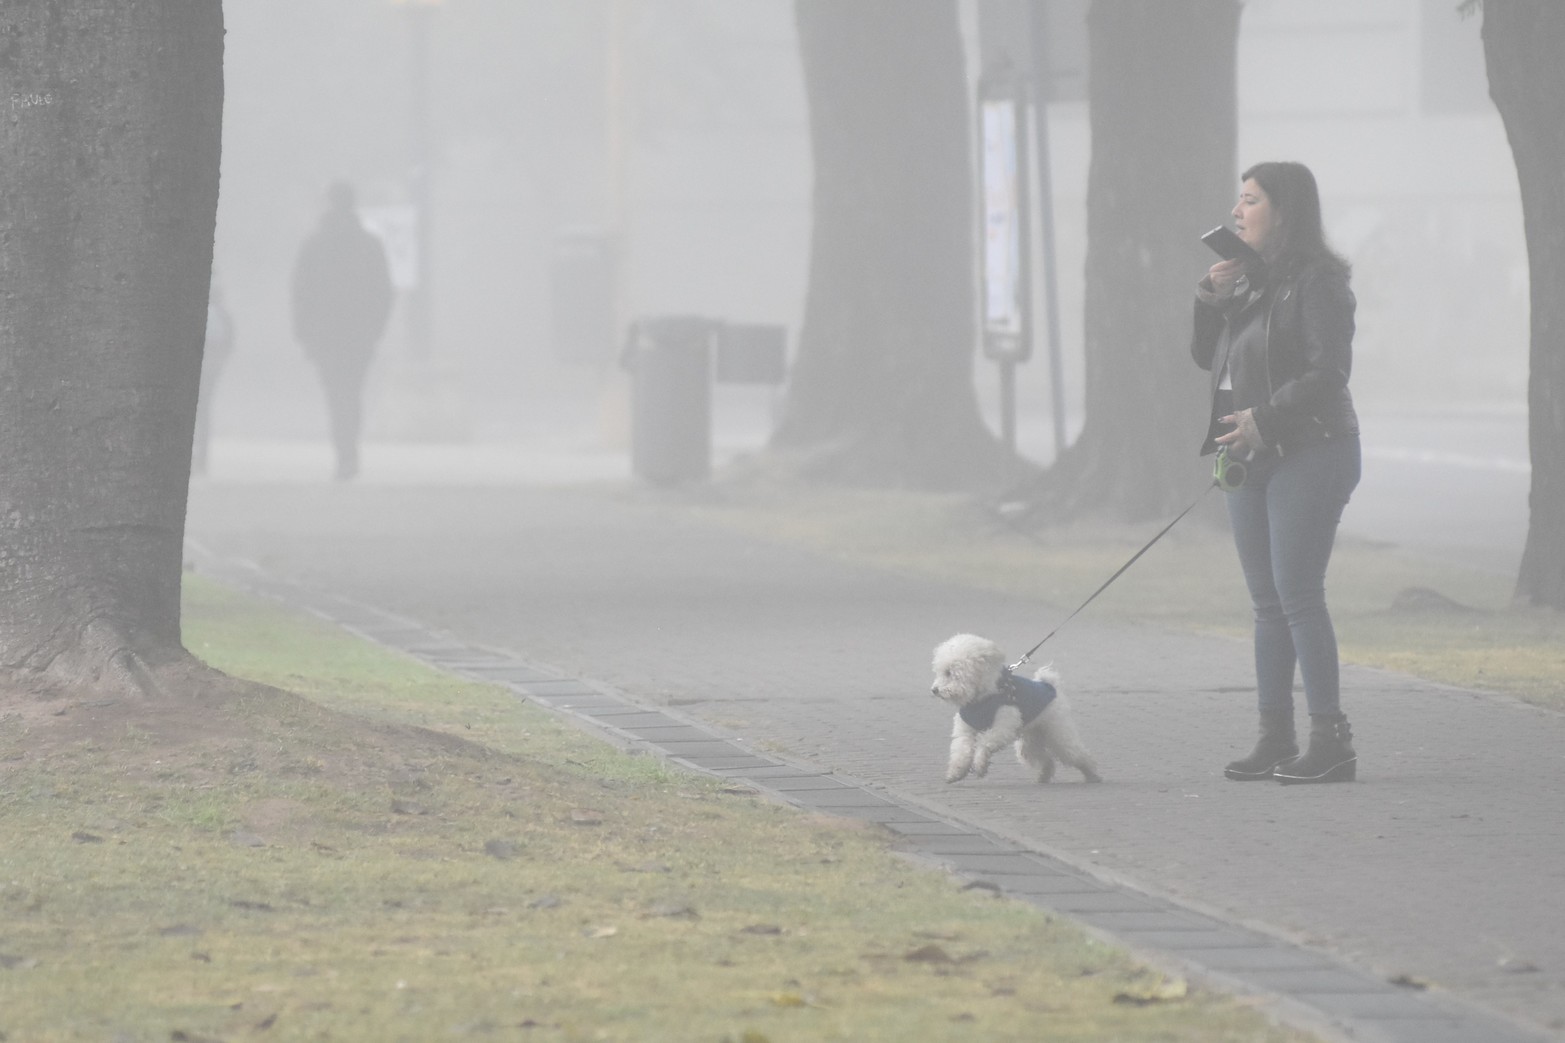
[
  {"x1": 1017, "y1": 0, "x2": 1240, "y2": 521},
  {"x1": 1482, "y1": 2, "x2": 1565, "y2": 608},
  {"x1": 773, "y1": 0, "x2": 1023, "y2": 491},
  {"x1": 0, "y1": 2, "x2": 224, "y2": 697}
]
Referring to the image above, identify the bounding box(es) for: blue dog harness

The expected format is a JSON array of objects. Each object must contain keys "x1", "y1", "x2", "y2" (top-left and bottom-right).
[{"x1": 958, "y1": 670, "x2": 1058, "y2": 731}]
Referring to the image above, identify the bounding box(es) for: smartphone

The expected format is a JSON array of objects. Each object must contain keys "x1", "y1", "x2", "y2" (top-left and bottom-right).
[{"x1": 1201, "y1": 225, "x2": 1262, "y2": 266}]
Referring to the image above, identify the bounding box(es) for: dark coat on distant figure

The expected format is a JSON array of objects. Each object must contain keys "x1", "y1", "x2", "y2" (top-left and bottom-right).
[{"x1": 290, "y1": 207, "x2": 394, "y2": 361}]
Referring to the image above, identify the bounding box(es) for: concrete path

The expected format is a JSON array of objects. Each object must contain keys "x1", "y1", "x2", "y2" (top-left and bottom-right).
[{"x1": 186, "y1": 469, "x2": 1565, "y2": 1043}]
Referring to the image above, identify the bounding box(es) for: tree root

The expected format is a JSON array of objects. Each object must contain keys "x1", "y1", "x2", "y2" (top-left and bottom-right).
[{"x1": 4, "y1": 618, "x2": 237, "y2": 706}]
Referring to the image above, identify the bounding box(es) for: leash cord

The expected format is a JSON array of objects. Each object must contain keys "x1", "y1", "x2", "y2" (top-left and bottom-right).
[{"x1": 1010, "y1": 481, "x2": 1217, "y2": 671}]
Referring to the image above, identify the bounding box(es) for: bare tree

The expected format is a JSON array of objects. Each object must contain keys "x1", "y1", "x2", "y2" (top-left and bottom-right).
[
  {"x1": 773, "y1": 0, "x2": 1023, "y2": 490},
  {"x1": 1481, "y1": 1, "x2": 1565, "y2": 607},
  {"x1": 0, "y1": 2, "x2": 225, "y2": 698},
  {"x1": 1014, "y1": 0, "x2": 1241, "y2": 521}
]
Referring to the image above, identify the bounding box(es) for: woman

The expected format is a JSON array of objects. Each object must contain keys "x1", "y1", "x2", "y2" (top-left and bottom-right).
[{"x1": 1191, "y1": 161, "x2": 1361, "y2": 785}]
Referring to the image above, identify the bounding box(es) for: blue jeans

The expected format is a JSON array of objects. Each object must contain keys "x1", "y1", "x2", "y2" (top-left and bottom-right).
[{"x1": 1224, "y1": 436, "x2": 1361, "y2": 717}]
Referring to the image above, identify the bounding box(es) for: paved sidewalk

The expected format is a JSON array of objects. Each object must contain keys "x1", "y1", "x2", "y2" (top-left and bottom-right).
[{"x1": 186, "y1": 472, "x2": 1565, "y2": 1043}]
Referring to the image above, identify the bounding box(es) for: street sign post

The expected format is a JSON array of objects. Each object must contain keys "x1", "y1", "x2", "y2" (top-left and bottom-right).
[{"x1": 977, "y1": 60, "x2": 1033, "y2": 451}]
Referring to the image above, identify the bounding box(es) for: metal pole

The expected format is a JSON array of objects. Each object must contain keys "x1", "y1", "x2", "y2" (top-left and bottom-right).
[
  {"x1": 1028, "y1": 2, "x2": 1068, "y2": 458},
  {"x1": 607, "y1": 0, "x2": 628, "y2": 239},
  {"x1": 1000, "y1": 359, "x2": 1017, "y2": 451},
  {"x1": 409, "y1": 5, "x2": 433, "y2": 363},
  {"x1": 977, "y1": 55, "x2": 1031, "y2": 456},
  {"x1": 1009, "y1": 73, "x2": 1032, "y2": 456},
  {"x1": 598, "y1": 0, "x2": 633, "y2": 448}
]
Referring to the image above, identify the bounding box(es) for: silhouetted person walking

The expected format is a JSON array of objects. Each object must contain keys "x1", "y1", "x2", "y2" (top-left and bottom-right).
[{"x1": 291, "y1": 182, "x2": 394, "y2": 481}]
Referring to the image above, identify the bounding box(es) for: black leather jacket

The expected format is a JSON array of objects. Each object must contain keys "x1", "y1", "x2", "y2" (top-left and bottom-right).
[{"x1": 1190, "y1": 258, "x2": 1360, "y2": 457}]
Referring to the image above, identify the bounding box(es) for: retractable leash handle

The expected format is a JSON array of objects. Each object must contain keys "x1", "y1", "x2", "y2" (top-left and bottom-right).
[
  {"x1": 1009, "y1": 479, "x2": 1219, "y2": 672},
  {"x1": 1213, "y1": 446, "x2": 1248, "y2": 493}
]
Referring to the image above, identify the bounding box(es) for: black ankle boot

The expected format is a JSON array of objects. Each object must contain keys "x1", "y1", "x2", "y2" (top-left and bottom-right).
[
  {"x1": 1274, "y1": 713, "x2": 1355, "y2": 784},
  {"x1": 1224, "y1": 708, "x2": 1298, "y2": 781}
]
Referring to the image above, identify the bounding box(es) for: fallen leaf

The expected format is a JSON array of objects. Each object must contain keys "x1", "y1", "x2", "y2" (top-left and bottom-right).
[
  {"x1": 484, "y1": 839, "x2": 520, "y2": 860},
  {"x1": 904, "y1": 943, "x2": 954, "y2": 963},
  {"x1": 1112, "y1": 976, "x2": 1188, "y2": 1005},
  {"x1": 158, "y1": 924, "x2": 203, "y2": 938},
  {"x1": 585, "y1": 925, "x2": 617, "y2": 939},
  {"x1": 645, "y1": 903, "x2": 699, "y2": 920}
]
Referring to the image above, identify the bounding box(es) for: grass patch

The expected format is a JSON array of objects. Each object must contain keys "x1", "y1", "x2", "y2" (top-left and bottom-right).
[
  {"x1": 668, "y1": 480, "x2": 1565, "y2": 711},
  {"x1": 0, "y1": 578, "x2": 1318, "y2": 1042}
]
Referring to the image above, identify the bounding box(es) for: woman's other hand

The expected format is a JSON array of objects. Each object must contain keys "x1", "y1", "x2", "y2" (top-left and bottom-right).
[{"x1": 1216, "y1": 408, "x2": 1265, "y2": 453}]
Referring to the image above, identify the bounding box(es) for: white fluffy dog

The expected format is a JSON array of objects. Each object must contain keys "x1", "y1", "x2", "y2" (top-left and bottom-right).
[{"x1": 930, "y1": 634, "x2": 1101, "y2": 784}]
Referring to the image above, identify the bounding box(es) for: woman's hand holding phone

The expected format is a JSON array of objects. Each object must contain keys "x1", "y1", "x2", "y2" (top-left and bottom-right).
[{"x1": 1207, "y1": 257, "x2": 1245, "y2": 297}]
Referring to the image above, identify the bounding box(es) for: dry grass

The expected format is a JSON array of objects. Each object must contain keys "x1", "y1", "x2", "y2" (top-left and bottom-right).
[{"x1": 0, "y1": 578, "x2": 1319, "y2": 1043}]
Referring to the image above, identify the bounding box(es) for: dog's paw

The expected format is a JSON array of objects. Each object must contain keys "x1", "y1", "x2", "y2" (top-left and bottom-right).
[{"x1": 945, "y1": 770, "x2": 967, "y2": 784}]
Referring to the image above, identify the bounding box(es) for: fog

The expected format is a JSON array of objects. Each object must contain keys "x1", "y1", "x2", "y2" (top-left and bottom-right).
[
  {"x1": 205, "y1": 0, "x2": 1528, "y2": 563},
  {"x1": 169, "y1": 7, "x2": 1551, "y2": 1033},
  {"x1": 211, "y1": 0, "x2": 809, "y2": 466}
]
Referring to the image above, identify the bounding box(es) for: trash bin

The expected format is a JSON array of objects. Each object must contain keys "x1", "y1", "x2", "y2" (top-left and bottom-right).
[{"x1": 621, "y1": 316, "x2": 715, "y2": 485}]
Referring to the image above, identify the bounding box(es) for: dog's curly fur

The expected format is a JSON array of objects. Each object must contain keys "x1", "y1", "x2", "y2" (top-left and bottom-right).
[{"x1": 930, "y1": 633, "x2": 1101, "y2": 784}]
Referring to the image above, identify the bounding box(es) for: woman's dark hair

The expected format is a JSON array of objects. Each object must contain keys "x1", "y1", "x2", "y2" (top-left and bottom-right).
[{"x1": 1241, "y1": 161, "x2": 1349, "y2": 278}]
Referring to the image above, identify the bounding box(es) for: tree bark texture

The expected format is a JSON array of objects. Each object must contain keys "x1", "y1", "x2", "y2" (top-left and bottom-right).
[
  {"x1": 1482, "y1": 2, "x2": 1565, "y2": 607},
  {"x1": 1023, "y1": 0, "x2": 1240, "y2": 521},
  {"x1": 0, "y1": 2, "x2": 224, "y2": 694},
  {"x1": 775, "y1": 0, "x2": 1021, "y2": 490}
]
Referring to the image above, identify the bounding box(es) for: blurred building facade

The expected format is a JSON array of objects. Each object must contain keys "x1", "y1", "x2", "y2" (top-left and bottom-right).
[{"x1": 1238, "y1": 0, "x2": 1525, "y2": 407}]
